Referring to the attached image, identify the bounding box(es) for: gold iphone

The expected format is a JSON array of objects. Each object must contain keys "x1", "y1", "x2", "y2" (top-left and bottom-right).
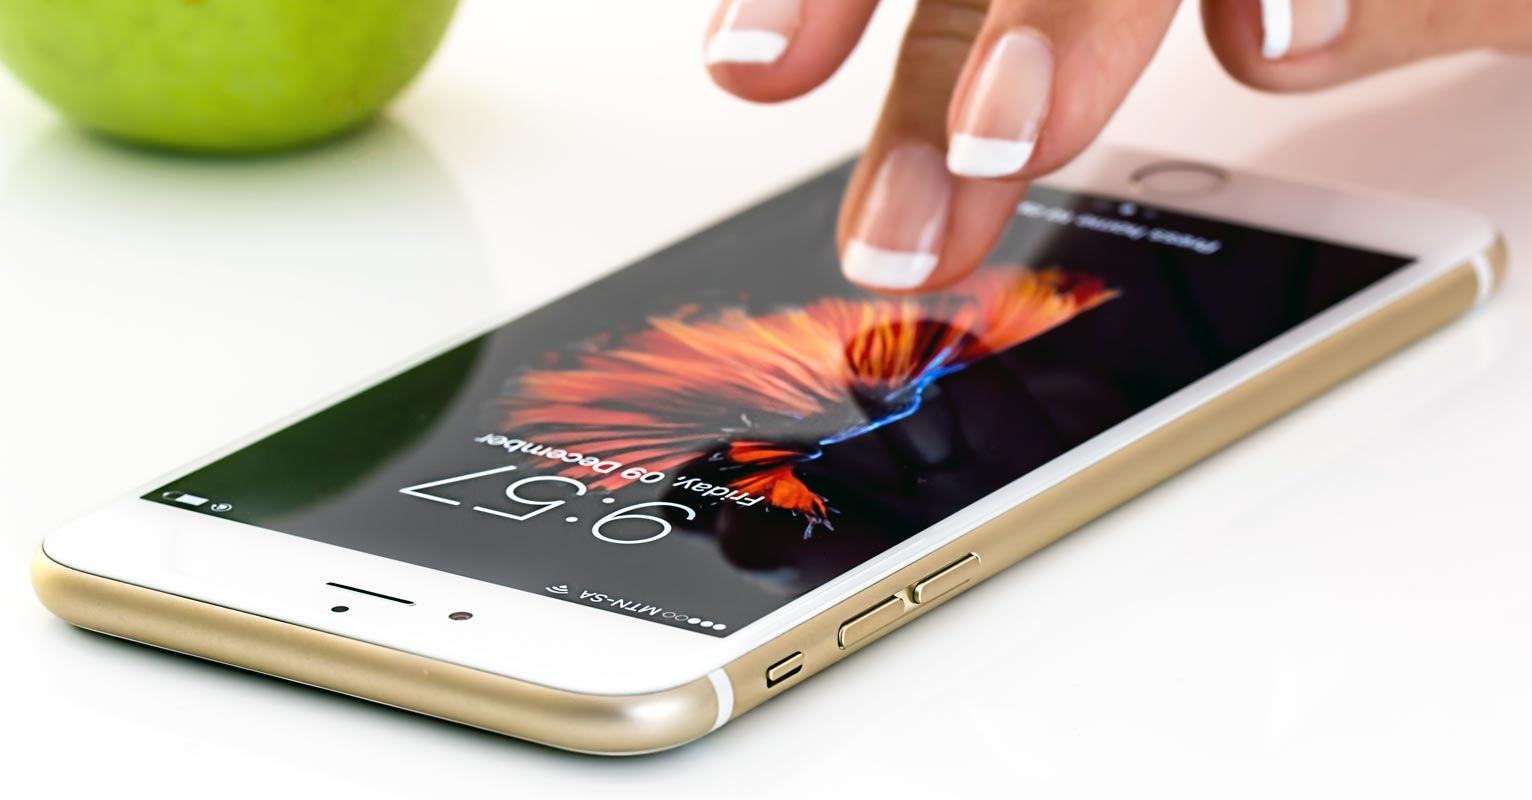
[{"x1": 34, "y1": 147, "x2": 1504, "y2": 755}]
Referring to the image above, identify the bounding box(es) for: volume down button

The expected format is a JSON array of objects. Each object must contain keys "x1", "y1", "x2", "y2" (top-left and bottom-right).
[{"x1": 836, "y1": 595, "x2": 906, "y2": 649}]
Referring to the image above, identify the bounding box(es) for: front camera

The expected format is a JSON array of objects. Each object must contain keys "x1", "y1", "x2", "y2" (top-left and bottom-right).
[{"x1": 448, "y1": 611, "x2": 473, "y2": 621}]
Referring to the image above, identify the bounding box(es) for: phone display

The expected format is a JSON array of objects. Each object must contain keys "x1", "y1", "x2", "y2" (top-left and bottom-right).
[{"x1": 146, "y1": 163, "x2": 1410, "y2": 637}]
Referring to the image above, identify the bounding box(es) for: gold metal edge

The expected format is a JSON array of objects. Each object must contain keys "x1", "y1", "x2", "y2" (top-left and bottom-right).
[
  {"x1": 720, "y1": 256, "x2": 1484, "y2": 719},
  {"x1": 1486, "y1": 236, "x2": 1510, "y2": 293},
  {"x1": 30, "y1": 546, "x2": 720, "y2": 756}
]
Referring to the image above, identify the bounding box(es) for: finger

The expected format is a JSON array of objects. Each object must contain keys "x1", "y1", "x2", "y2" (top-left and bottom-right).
[
  {"x1": 945, "y1": 0, "x2": 1183, "y2": 180},
  {"x1": 704, "y1": 0, "x2": 882, "y2": 103},
  {"x1": 1203, "y1": 0, "x2": 1532, "y2": 92},
  {"x1": 840, "y1": 0, "x2": 1181, "y2": 293}
]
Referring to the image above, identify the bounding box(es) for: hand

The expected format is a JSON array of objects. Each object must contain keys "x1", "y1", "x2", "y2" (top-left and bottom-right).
[{"x1": 703, "y1": 0, "x2": 1532, "y2": 293}]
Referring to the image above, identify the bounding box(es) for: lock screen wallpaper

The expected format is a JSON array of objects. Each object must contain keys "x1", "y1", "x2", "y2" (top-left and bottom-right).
[{"x1": 148, "y1": 162, "x2": 1410, "y2": 636}]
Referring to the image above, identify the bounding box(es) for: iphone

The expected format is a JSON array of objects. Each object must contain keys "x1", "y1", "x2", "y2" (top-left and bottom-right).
[{"x1": 34, "y1": 147, "x2": 1505, "y2": 754}]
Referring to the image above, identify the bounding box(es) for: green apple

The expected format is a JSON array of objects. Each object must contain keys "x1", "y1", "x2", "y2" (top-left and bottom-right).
[{"x1": 0, "y1": 0, "x2": 458, "y2": 153}]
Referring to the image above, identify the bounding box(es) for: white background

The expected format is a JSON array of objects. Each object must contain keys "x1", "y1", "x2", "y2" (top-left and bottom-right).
[{"x1": 4, "y1": 1, "x2": 1530, "y2": 797}]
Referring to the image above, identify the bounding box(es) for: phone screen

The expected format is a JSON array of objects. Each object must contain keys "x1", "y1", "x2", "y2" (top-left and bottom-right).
[{"x1": 146, "y1": 162, "x2": 1410, "y2": 637}]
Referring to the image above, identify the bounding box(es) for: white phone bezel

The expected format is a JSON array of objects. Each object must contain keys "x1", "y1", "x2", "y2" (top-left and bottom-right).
[{"x1": 42, "y1": 146, "x2": 1498, "y2": 698}]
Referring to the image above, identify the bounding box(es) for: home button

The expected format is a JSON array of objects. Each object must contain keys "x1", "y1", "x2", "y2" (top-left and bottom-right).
[{"x1": 1130, "y1": 161, "x2": 1228, "y2": 198}]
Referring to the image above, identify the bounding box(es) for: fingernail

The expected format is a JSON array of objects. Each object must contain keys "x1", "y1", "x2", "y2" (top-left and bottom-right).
[
  {"x1": 843, "y1": 144, "x2": 952, "y2": 290},
  {"x1": 1260, "y1": 0, "x2": 1348, "y2": 60},
  {"x1": 705, "y1": 0, "x2": 801, "y2": 65},
  {"x1": 948, "y1": 28, "x2": 1054, "y2": 179}
]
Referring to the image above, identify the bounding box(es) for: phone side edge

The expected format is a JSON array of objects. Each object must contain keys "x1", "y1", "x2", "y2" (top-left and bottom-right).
[
  {"x1": 718, "y1": 248, "x2": 1490, "y2": 721},
  {"x1": 29, "y1": 546, "x2": 726, "y2": 756},
  {"x1": 1484, "y1": 236, "x2": 1510, "y2": 297}
]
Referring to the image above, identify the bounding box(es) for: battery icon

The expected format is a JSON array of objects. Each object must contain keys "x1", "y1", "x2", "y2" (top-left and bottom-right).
[{"x1": 162, "y1": 491, "x2": 208, "y2": 507}]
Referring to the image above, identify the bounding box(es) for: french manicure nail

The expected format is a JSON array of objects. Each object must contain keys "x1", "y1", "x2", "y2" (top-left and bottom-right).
[
  {"x1": 1260, "y1": 0, "x2": 1348, "y2": 60},
  {"x1": 705, "y1": 0, "x2": 801, "y2": 65},
  {"x1": 947, "y1": 28, "x2": 1054, "y2": 179},
  {"x1": 843, "y1": 144, "x2": 952, "y2": 290}
]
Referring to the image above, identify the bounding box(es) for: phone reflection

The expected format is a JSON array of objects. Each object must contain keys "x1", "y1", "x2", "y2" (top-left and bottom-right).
[{"x1": 1, "y1": 117, "x2": 496, "y2": 517}]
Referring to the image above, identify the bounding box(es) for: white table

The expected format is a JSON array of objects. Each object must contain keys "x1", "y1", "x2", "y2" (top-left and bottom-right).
[{"x1": 4, "y1": 2, "x2": 1528, "y2": 797}]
